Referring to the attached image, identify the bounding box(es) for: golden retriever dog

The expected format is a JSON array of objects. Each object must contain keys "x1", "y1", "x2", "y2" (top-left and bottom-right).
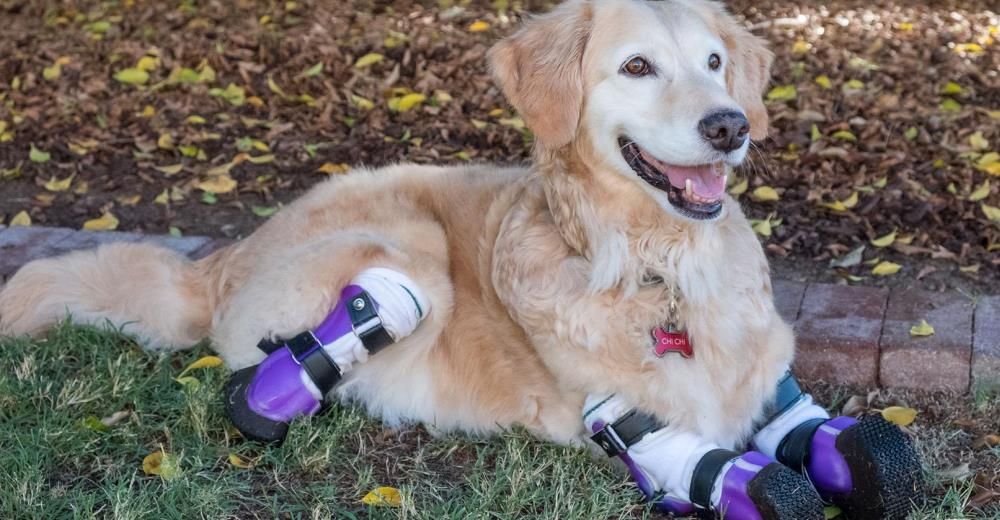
[{"x1": 5, "y1": 1, "x2": 883, "y2": 517}]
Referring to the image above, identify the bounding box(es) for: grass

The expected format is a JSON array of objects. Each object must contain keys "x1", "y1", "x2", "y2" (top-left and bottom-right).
[{"x1": 1, "y1": 323, "x2": 996, "y2": 519}]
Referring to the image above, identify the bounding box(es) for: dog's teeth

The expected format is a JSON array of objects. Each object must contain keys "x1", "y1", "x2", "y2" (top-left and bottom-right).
[{"x1": 685, "y1": 178, "x2": 693, "y2": 199}]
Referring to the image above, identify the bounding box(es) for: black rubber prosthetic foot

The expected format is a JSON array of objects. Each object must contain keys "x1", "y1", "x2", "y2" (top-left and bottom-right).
[
  {"x1": 834, "y1": 414, "x2": 924, "y2": 519},
  {"x1": 747, "y1": 463, "x2": 826, "y2": 520},
  {"x1": 223, "y1": 365, "x2": 290, "y2": 444}
]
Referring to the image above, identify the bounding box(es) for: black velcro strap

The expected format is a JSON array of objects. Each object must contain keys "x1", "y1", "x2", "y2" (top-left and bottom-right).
[
  {"x1": 286, "y1": 331, "x2": 322, "y2": 358},
  {"x1": 775, "y1": 417, "x2": 826, "y2": 472},
  {"x1": 346, "y1": 291, "x2": 395, "y2": 354},
  {"x1": 256, "y1": 337, "x2": 285, "y2": 355},
  {"x1": 590, "y1": 409, "x2": 663, "y2": 457},
  {"x1": 690, "y1": 449, "x2": 739, "y2": 509},
  {"x1": 298, "y1": 346, "x2": 342, "y2": 395},
  {"x1": 762, "y1": 371, "x2": 805, "y2": 423}
]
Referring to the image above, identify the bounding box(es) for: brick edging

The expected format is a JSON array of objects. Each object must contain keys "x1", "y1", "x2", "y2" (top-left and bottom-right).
[{"x1": 1, "y1": 225, "x2": 997, "y2": 393}]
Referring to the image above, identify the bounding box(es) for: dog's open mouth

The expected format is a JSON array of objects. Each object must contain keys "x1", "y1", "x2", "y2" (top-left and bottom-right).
[{"x1": 619, "y1": 137, "x2": 726, "y2": 220}]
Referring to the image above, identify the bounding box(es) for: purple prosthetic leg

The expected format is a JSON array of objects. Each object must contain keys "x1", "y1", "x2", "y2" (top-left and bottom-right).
[
  {"x1": 225, "y1": 284, "x2": 406, "y2": 443},
  {"x1": 765, "y1": 372, "x2": 924, "y2": 519},
  {"x1": 587, "y1": 409, "x2": 823, "y2": 519},
  {"x1": 687, "y1": 449, "x2": 824, "y2": 519}
]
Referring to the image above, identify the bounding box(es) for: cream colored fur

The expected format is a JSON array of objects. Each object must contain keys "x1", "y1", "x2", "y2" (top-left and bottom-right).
[{"x1": 0, "y1": 0, "x2": 789, "y2": 449}]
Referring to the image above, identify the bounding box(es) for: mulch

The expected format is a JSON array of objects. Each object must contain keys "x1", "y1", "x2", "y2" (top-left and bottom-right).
[{"x1": 0, "y1": 0, "x2": 997, "y2": 290}]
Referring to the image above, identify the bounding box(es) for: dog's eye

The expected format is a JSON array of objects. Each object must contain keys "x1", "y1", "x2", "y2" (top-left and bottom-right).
[
  {"x1": 708, "y1": 53, "x2": 722, "y2": 71},
  {"x1": 621, "y1": 56, "x2": 651, "y2": 77}
]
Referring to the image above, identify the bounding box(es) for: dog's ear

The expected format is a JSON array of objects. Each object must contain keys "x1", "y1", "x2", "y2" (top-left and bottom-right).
[
  {"x1": 716, "y1": 11, "x2": 773, "y2": 140},
  {"x1": 488, "y1": 1, "x2": 593, "y2": 149}
]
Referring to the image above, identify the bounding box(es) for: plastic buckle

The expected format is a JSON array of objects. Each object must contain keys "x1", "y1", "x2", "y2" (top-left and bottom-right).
[
  {"x1": 286, "y1": 331, "x2": 322, "y2": 360},
  {"x1": 347, "y1": 291, "x2": 394, "y2": 353},
  {"x1": 591, "y1": 424, "x2": 628, "y2": 457}
]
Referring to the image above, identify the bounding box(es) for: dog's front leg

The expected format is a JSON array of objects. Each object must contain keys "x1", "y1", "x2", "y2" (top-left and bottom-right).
[
  {"x1": 749, "y1": 371, "x2": 924, "y2": 519},
  {"x1": 583, "y1": 393, "x2": 826, "y2": 519}
]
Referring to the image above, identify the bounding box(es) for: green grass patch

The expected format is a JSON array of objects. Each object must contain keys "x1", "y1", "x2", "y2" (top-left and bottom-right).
[
  {"x1": 0, "y1": 323, "x2": 645, "y2": 519},
  {"x1": 1, "y1": 324, "x2": 994, "y2": 518}
]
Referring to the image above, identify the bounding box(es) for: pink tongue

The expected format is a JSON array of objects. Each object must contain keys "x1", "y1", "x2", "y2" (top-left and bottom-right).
[
  {"x1": 639, "y1": 150, "x2": 725, "y2": 200},
  {"x1": 665, "y1": 165, "x2": 726, "y2": 199}
]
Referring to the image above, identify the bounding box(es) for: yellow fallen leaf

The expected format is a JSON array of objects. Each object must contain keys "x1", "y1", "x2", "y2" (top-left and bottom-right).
[
  {"x1": 898, "y1": 22, "x2": 914, "y2": 31},
  {"x1": 246, "y1": 95, "x2": 264, "y2": 107},
  {"x1": 842, "y1": 79, "x2": 865, "y2": 92},
  {"x1": 498, "y1": 117, "x2": 525, "y2": 130},
  {"x1": 251, "y1": 140, "x2": 269, "y2": 152},
  {"x1": 43, "y1": 63, "x2": 62, "y2": 81},
  {"x1": 29, "y1": 144, "x2": 51, "y2": 163},
  {"x1": 185, "y1": 115, "x2": 207, "y2": 125},
  {"x1": 832, "y1": 130, "x2": 857, "y2": 142},
  {"x1": 143, "y1": 451, "x2": 180, "y2": 479},
  {"x1": 205, "y1": 162, "x2": 234, "y2": 176},
  {"x1": 354, "y1": 53, "x2": 384, "y2": 68},
  {"x1": 910, "y1": 319, "x2": 935, "y2": 337},
  {"x1": 228, "y1": 454, "x2": 252, "y2": 469},
  {"x1": 83, "y1": 212, "x2": 119, "y2": 231},
  {"x1": 791, "y1": 40, "x2": 811, "y2": 54},
  {"x1": 139, "y1": 105, "x2": 156, "y2": 118},
  {"x1": 766, "y1": 85, "x2": 797, "y2": 102},
  {"x1": 351, "y1": 94, "x2": 374, "y2": 110},
  {"x1": 969, "y1": 131, "x2": 990, "y2": 151},
  {"x1": 136, "y1": 55, "x2": 159, "y2": 71},
  {"x1": 870, "y1": 230, "x2": 896, "y2": 248},
  {"x1": 117, "y1": 194, "x2": 141, "y2": 206},
  {"x1": 246, "y1": 154, "x2": 274, "y2": 164},
  {"x1": 174, "y1": 376, "x2": 200, "y2": 389},
  {"x1": 728, "y1": 178, "x2": 748, "y2": 196},
  {"x1": 751, "y1": 219, "x2": 772, "y2": 237},
  {"x1": 468, "y1": 20, "x2": 490, "y2": 32},
  {"x1": 317, "y1": 162, "x2": 349, "y2": 175},
  {"x1": 196, "y1": 175, "x2": 237, "y2": 194},
  {"x1": 983, "y1": 203, "x2": 1000, "y2": 221},
  {"x1": 392, "y1": 93, "x2": 426, "y2": 112},
  {"x1": 871, "y1": 261, "x2": 902, "y2": 276},
  {"x1": 114, "y1": 67, "x2": 149, "y2": 85},
  {"x1": 940, "y1": 98, "x2": 962, "y2": 113},
  {"x1": 968, "y1": 179, "x2": 990, "y2": 202},
  {"x1": 841, "y1": 191, "x2": 859, "y2": 209},
  {"x1": 470, "y1": 118, "x2": 487, "y2": 129},
  {"x1": 977, "y1": 152, "x2": 999, "y2": 170},
  {"x1": 10, "y1": 210, "x2": 31, "y2": 226},
  {"x1": 814, "y1": 75, "x2": 832, "y2": 89},
  {"x1": 881, "y1": 406, "x2": 918, "y2": 427},
  {"x1": 154, "y1": 163, "x2": 184, "y2": 176},
  {"x1": 488, "y1": 108, "x2": 504, "y2": 117},
  {"x1": 954, "y1": 43, "x2": 984, "y2": 54},
  {"x1": 157, "y1": 133, "x2": 174, "y2": 150},
  {"x1": 824, "y1": 505, "x2": 843, "y2": 519},
  {"x1": 44, "y1": 174, "x2": 74, "y2": 192},
  {"x1": 181, "y1": 356, "x2": 223, "y2": 374},
  {"x1": 361, "y1": 486, "x2": 402, "y2": 507},
  {"x1": 267, "y1": 76, "x2": 287, "y2": 98},
  {"x1": 940, "y1": 82, "x2": 963, "y2": 95},
  {"x1": 751, "y1": 186, "x2": 780, "y2": 202}
]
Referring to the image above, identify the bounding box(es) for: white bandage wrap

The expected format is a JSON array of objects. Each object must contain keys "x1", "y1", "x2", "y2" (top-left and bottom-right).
[
  {"x1": 751, "y1": 394, "x2": 830, "y2": 458},
  {"x1": 321, "y1": 267, "x2": 430, "y2": 374},
  {"x1": 583, "y1": 394, "x2": 720, "y2": 503}
]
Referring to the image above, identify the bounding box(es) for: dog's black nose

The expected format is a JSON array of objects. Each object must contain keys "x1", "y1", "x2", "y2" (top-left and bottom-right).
[{"x1": 698, "y1": 110, "x2": 750, "y2": 152}]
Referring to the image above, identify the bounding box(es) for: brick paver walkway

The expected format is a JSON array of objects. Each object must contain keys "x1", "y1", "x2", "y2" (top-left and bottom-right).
[{"x1": 1, "y1": 225, "x2": 997, "y2": 393}]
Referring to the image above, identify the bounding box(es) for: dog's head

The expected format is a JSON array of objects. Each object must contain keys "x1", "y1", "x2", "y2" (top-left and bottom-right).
[{"x1": 489, "y1": 0, "x2": 772, "y2": 222}]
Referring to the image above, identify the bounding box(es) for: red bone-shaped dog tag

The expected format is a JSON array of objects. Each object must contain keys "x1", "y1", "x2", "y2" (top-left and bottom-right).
[{"x1": 652, "y1": 325, "x2": 693, "y2": 358}]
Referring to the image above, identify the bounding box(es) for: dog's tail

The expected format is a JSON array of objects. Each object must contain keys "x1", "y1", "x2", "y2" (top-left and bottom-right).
[{"x1": 0, "y1": 241, "x2": 232, "y2": 351}]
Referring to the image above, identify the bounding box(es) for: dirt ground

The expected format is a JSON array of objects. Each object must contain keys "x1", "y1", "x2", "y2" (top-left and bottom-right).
[{"x1": 0, "y1": 0, "x2": 997, "y2": 295}]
